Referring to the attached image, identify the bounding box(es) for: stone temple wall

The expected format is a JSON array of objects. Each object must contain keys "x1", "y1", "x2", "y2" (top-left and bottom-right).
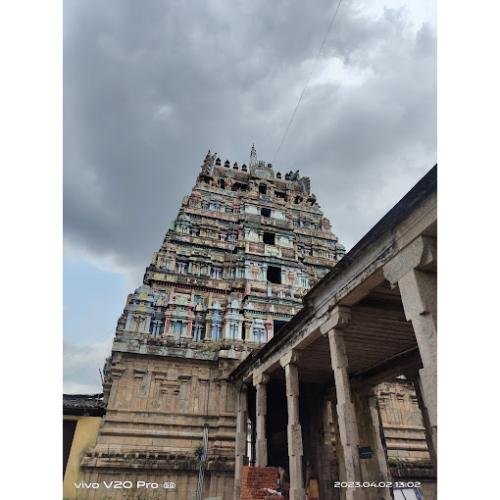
[
  {"x1": 80, "y1": 351, "x2": 241, "y2": 499},
  {"x1": 376, "y1": 379, "x2": 431, "y2": 463}
]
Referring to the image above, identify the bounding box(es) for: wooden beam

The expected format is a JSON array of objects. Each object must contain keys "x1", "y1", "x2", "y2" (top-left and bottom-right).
[{"x1": 350, "y1": 348, "x2": 422, "y2": 385}]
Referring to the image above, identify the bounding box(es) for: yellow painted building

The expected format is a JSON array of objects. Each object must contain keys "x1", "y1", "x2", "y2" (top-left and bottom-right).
[{"x1": 63, "y1": 394, "x2": 104, "y2": 500}]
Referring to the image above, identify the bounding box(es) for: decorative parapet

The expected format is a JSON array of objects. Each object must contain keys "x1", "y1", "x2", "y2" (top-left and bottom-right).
[
  {"x1": 112, "y1": 335, "x2": 252, "y2": 360},
  {"x1": 81, "y1": 450, "x2": 235, "y2": 473}
]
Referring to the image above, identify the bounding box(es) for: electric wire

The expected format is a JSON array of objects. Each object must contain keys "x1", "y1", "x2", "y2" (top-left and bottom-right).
[{"x1": 272, "y1": 0, "x2": 344, "y2": 165}]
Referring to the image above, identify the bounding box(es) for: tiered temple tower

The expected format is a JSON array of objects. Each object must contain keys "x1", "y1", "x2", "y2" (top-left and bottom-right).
[{"x1": 81, "y1": 148, "x2": 345, "y2": 498}]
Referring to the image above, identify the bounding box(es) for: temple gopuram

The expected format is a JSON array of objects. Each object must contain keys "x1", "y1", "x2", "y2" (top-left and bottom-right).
[{"x1": 79, "y1": 147, "x2": 345, "y2": 498}]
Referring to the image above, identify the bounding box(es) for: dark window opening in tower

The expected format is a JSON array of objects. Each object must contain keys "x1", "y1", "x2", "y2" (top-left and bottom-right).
[
  {"x1": 219, "y1": 179, "x2": 225, "y2": 189},
  {"x1": 261, "y1": 207, "x2": 271, "y2": 218},
  {"x1": 294, "y1": 196, "x2": 302, "y2": 204},
  {"x1": 267, "y1": 265, "x2": 281, "y2": 284},
  {"x1": 263, "y1": 232, "x2": 275, "y2": 245},
  {"x1": 259, "y1": 184, "x2": 267, "y2": 195},
  {"x1": 275, "y1": 190, "x2": 287, "y2": 201},
  {"x1": 232, "y1": 182, "x2": 248, "y2": 192}
]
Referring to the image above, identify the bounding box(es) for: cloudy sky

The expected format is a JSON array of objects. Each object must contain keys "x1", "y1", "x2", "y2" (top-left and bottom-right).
[{"x1": 63, "y1": 0, "x2": 436, "y2": 393}]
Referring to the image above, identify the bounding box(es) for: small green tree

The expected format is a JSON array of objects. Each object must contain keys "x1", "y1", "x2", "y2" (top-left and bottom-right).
[{"x1": 194, "y1": 444, "x2": 204, "y2": 461}]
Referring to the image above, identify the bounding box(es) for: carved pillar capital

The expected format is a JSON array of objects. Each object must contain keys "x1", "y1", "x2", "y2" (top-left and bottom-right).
[
  {"x1": 320, "y1": 305, "x2": 351, "y2": 335},
  {"x1": 253, "y1": 372, "x2": 270, "y2": 386},
  {"x1": 383, "y1": 235, "x2": 437, "y2": 286},
  {"x1": 280, "y1": 349, "x2": 300, "y2": 368}
]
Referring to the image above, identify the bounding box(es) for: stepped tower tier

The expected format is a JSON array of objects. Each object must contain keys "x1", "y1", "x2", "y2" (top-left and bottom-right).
[{"x1": 118, "y1": 147, "x2": 344, "y2": 350}]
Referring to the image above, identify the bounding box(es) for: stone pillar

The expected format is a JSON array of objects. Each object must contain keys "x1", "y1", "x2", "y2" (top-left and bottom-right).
[
  {"x1": 253, "y1": 373, "x2": 270, "y2": 467},
  {"x1": 234, "y1": 383, "x2": 248, "y2": 500},
  {"x1": 367, "y1": 394, "x2": 391, "y2": 486},
  {"x1": 384, "y1": 235, "x2": 437, "y2": 467},
  {"x1": 316, "y1": 394, "x2": 339, "y2": 500},
  {"x1": 325, "y1": 388, "x2": 344, "y2": 493},
  {"x1": 321, "y1": 306, "x2": 363, "y2": 500},
  {"x1": 280, "y1": 351, "x2": 305, "y2": 500},
  {"x1": 406, "y1": 369, "x2": 437, "y2": 469}
]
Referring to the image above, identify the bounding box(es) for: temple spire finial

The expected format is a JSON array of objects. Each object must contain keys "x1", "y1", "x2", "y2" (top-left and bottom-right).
[{"x1": 250, "y1": 143, "x2": 257, "y2": 168}]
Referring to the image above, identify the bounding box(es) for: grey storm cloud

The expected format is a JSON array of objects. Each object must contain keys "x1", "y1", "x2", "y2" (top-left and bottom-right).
[
  {"x1": 64, "y1": 337, "x2": 114, "y2": 393},
  {"x1": 64, "y1": 0, "x2": 436, "y2": 283}
]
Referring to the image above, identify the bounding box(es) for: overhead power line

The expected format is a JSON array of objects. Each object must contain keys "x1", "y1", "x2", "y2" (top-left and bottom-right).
[{"x1": 272, "y1": 0, "x2": 344, "y2": 165}]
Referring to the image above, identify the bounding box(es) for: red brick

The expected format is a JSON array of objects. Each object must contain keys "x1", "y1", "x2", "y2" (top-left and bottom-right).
[{"x1": 240, "y1": 466, "x2": 284, "y2": 500}]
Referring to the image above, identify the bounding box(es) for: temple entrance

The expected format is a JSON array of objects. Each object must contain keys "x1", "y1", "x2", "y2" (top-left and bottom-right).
[{"x1": 263, "y1": 377, "x2": 339, "y2": 499}]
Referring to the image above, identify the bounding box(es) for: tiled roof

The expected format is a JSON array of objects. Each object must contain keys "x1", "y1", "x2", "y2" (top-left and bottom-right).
[{"x1": 63, "y1": 393, "x2": 105, "y2": 416}]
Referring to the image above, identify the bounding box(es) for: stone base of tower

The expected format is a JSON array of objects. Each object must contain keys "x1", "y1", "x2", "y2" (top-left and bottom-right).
[
  {"x1": 75, "y1": 347, "x2": 243, "y2": 499},
  {"x1": 77, "y1": 456, "x2": 234, "y2": 499}
]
